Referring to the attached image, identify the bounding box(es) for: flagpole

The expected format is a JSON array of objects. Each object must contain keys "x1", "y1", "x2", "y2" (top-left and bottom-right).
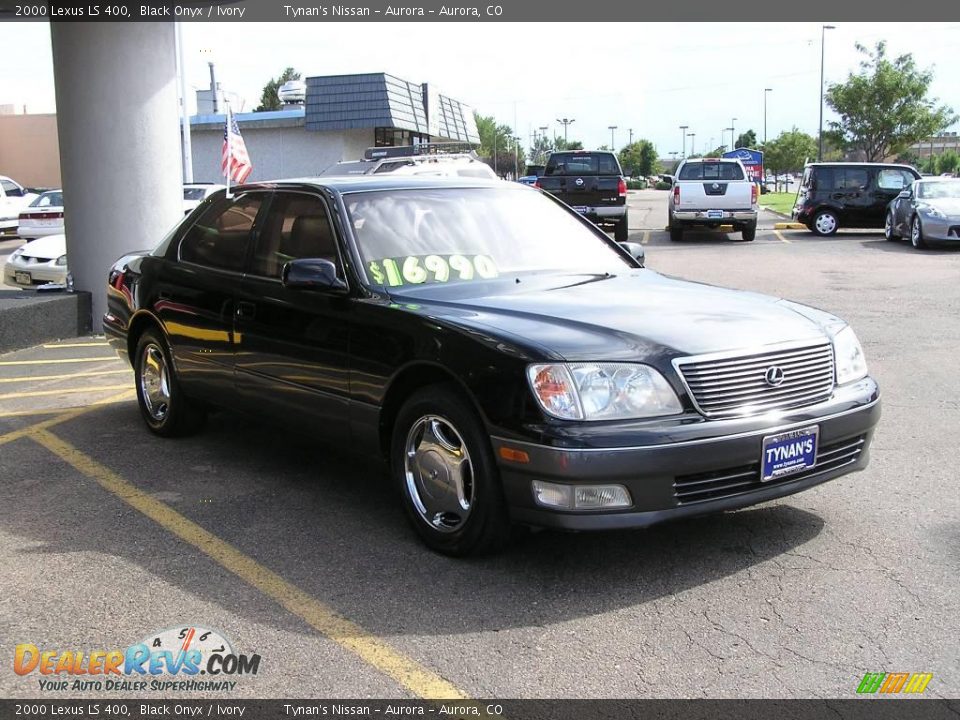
[{"x1": 225, "y1": 101, "x2": 232, "y2": 199}]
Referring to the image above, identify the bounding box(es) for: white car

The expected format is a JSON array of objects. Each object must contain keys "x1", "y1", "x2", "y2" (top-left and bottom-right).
[
  {"x1": 3, "y1": 233, "x2": 68, "y2": 288},
  {"x1": 0, "y1": 176, "x2": 39, "y2": 236},
  {"x1": 183, "y1": 184, "x2": 225, "y2": 215},
  {"x1": 17, "y1": 190, "x2": 64, "y2": 239}
]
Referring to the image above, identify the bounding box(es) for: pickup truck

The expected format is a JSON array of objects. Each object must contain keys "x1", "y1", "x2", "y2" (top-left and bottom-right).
[
  {"x1": 667, "y1": 158, "x2": 758, "y2": 241},
  {"x1": 0, "y1": 176, "x2": 39, "y2": 236},
  {"x1": 535, "y1": 150, "x2": 628, "y2": 241}
]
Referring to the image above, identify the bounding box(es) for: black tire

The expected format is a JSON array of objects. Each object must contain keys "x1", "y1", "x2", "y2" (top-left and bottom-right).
[
  {"x1": 741, "y1": 222, "x2": 757, "y2": 242},
  {"x1": 911, "y1": 215, "x2": 929, "y2": 250},
  {"x1": 669, "y1": 223, "x2": 684, "y2": 242},
  {"x1": 391, "y1": 383, "x2": 511, "y2": 556},
  {"x1": 614, "y1": 212, "x2": 629, "y2": 242},
  {"x1": 811, "y1": 209, "x2": 839, "y2": 236},
  {"x1": 884, "y1": 210, "x2": 900, "y2": 241},
  {"x1": 133, "y1": 328, "x2": 206, "y2": 437}
]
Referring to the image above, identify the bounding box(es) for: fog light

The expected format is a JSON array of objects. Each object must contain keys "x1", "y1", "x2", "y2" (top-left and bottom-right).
[{"x1": 531, "y1": 481, "x2": 632, "y2": 510}]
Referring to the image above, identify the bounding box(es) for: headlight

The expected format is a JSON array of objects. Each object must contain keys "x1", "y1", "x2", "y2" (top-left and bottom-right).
[
  {"x1": 56, "y1": 255, "x2": 68, "y2": 266},
  {"x1": 922, "y1": 205, "x2": 946, "y2": 219},
  {"x1": 527, "y1": 363, "x2": 682, "y2": 420},
  {"x1": 833, "y1": 326, "x2": 868, "y2": 385},
  {"x1": 10, "y1": 248, "x2": 23, "y2": 260}
]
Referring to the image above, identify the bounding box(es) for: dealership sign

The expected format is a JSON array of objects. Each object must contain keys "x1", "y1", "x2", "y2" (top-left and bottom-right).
[{"x1": 723, "y1": 148, "x2": 764, "y2": 183}]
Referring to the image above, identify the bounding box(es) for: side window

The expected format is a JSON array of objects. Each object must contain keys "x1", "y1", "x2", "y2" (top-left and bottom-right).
[
  {"x1": 179, "y1": 193, "x2": 263, "y2": 272},
  {"x1": 0, "y1": 179, "x2": 22, "y2": 197},
  {"x1": 843, "y1": 169, "x2": 869, "y2": 190},
  {"x1": 877, "y1": 169, "x2": 910, "y2": 190},
  {"x1": 251, "y1": 192, "x2": 341, "y2": 280}
]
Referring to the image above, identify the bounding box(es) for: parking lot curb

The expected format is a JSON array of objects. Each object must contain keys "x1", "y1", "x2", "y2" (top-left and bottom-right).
[
  {"x1": 0, "y1": 290, "x2": 92, "y2": 354},
  {"x1": 774, "y1": 222, "x2": 808, "y2": 230}
]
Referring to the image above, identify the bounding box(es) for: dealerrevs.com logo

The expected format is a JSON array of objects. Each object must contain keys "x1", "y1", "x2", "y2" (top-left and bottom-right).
[{"x1": 14, "y1": 625, "x2": 261, "y2": 693}]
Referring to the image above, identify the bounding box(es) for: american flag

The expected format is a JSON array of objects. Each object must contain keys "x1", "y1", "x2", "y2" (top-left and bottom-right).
[{"x1": 221, "y1": 110, "x2": 253, "y2": 184}]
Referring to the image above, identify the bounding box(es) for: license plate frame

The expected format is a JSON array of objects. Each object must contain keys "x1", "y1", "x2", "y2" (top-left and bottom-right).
[
  {"x1": 761, "y1": 425, "x2": 819, "y2": 482},
  {"x1": 572, "y1": 206, "x2": 590, "y2": 214},
  {"x1": 706, "y1": 209, "x2": 724, "y2": 219},
  {"x1": 14, "y1": 271, "x2": 32, "y2": 285}
]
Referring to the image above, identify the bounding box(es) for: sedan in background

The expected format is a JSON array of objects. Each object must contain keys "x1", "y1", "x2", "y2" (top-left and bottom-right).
[
  {"x1": 103, "y1": 178, "x2": 879, "y2": 556},
  {"x1": 183, "y1": 184, "x2": 225, "y2": 215},
  {"x1": 17, "y1": 190, "x2": 64, "y2": 239},
  {"x1": 3, "y1": 233, "x2": 68, "y2": 288},
  {"x1": 886, "y1": 178, "x2": 960, "y2": 249}
]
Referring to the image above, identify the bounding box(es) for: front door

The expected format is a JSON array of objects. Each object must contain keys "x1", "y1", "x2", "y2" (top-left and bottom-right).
[
  {"x1": 234, "y1": 190, "x2": 352, "y2": 443},
  {"x1": 872, "y1": 168, "x2": 918, "y2": 228}
]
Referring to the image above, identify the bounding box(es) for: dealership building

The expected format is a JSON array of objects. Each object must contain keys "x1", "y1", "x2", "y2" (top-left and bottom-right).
[{"x1": 188, "y1": 72, "x2": 481, "y2": 182}]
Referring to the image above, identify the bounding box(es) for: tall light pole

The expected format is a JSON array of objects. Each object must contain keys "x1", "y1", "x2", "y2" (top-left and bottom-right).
[
  {"x1": 725, "y1": 127, "x2": 735, "y2": 152},
  {"x1": 608, "y1": 125, "x2": 618, "y2": 150},
  {"x1": 628, "y1": 128, "x2": 634, "y2": 145},
  {"x1": 730, "y1": 117, "x2": 737, "y2": 149},
  {"x1": 556, "y1": 117, "x2": 575, "y2": 145},
  {"x1": 679, "y1": 125, "x2": 689, "y2": 158},
  {"x1": 763, "y1": 88, "x2": 773, "y2": 147},
  {"x1": 688, "y1": 132, "x2": 696, "y2": 156},
  {"x1": 819, "y1": 24, "x2": 836, "y2": 161},
  {"x1": 513, "y1": 136, "x2": 520, "y2": 180}
]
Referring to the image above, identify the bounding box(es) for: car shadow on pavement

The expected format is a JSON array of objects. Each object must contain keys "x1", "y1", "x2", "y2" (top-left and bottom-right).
[
  {"x1": 4, "y1": 403, "x2": 827, "y2": 638},
  {"x1": 862, "y1": 239, "x2": 960, "y2": 255}
]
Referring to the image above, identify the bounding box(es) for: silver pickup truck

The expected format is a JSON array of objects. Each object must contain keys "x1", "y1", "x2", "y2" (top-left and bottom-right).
[{"x1": 667, "y1": 158, "x2": 759, "y2": 241}]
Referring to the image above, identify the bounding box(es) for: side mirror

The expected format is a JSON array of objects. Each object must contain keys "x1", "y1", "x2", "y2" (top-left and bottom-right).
[
  {"x1": 281, "y1": 258, "x2": 347, "y2": 292},
  {"x1": 619, "y1": 241, "x2": 645, "y2": 266},
  {"x1": 897, "y1": 189, "x2": 911, "y2": 199}
]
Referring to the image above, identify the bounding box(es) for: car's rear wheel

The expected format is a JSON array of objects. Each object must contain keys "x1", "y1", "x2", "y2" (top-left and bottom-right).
[
  {"x1": 391, "y1": 384, "x2": 511, "y2": 556},
  {"x1": 614, "y1": 213, "x2": 629, "y2": 242},
  {"x1": 911, "y1": 215, "x2": 929, "y2": 250},
  {"x1": 740, "y1": 222, "x2": 757, "y2": 242},
  {"x1": 884, "y1": 211, "x2": 900, "y2": 241},
  {"x1": 669, "y1": 222, "x2": 684, "y2": 242},
  {"x1": 811, "y1": 209, "x2": 839, "y2": 236},
  {"x1": 134, "y1": 328, "x2": 206, "y2": 437}
]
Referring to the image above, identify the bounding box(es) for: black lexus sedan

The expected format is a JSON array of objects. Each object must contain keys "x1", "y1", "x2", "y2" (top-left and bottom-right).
[{"x1": 104, "y1": 177, "x2": 880, "y2": 556}]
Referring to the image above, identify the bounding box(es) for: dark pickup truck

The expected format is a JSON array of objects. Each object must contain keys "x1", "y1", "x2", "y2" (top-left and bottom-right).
[{"x1": 535, "y1": 151, "x2": 629, "y2": 241}]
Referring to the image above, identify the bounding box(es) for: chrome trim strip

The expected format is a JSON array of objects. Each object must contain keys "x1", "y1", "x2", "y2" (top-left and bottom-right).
[{"x1": 490, "y1": 397, "x2": 878, "y2": 453}]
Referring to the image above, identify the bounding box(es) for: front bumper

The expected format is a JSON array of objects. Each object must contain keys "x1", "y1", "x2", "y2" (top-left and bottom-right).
[
  {"x1": 492, "y1": 377, "x2": 880, "y2": 530},
  {"x1": 917, "y1": 215, "x2": 960, "y2": 242},
  {"x1": 3, "y1": 258, "x2": 67, "y2": 287}
]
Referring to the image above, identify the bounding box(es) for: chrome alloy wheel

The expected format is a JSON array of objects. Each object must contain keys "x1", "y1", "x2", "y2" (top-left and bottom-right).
[
  {"x1": 815, "y1": 212, "x2": 837, "y2": 235},
  {"x1": 911, "y1": 216, "x2": 922, "y2": 248},
  {"x1": 404, "y1": 415, "x2": 475, "y2": 533},
  {"x1": 139, "y1": 343, "x2": 171, "y2": 422}
]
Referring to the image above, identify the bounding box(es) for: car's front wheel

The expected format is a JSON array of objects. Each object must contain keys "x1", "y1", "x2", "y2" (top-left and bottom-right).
[
  {"x1": 884, "y1": 211, "x2": 900, "y2": 241},
  {"x1": 134, "y1": 328, "x2": 206, "y2": 437},
  {"x1": 391, "y1": 384, "x2": 511, "y2": 556},
  {"x1": 911, "y1": 215, "x2": 929, "y2": 250},
  {"x1": 811, "y1": 209, "x2": 839, "y2": 236}
]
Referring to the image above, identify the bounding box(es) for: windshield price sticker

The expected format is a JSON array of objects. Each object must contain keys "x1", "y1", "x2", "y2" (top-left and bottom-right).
[{"x1": 368, "y1": 254, "x2": 498, "y2": 286}]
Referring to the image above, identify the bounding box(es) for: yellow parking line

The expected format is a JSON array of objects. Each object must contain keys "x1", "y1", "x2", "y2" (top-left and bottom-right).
[
  {"x1": 27, "y1": 428, "x2": 467, "y2": 700},
  {"x1": 0, "y1": 389, "x2": 135, "y2": 446},
  {"x1": 42, "y1": 343, "x2": 108, "y2": 349},
  {"x1": 774, "y1": 222, "x2": 807, "y2": 230},
  {"x1": 641, "y1": 231, "x2": 650, "y2": 245},
  {"x1": 0, "y1": 369, "x2": 130, "y2": 384},
  {"x1": 774, "y1": 230, "x2": 792, "y2": 244},
  {"x1": 0, "y1": 357, "x2": 119, "y2": 367},
  {"x1": 0, "y1": 384, "x2": 131, "y2": 401}
]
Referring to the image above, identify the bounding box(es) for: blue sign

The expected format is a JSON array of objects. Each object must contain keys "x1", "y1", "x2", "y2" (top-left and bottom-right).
[{"x1": 723, "y1": 147, "x2": 764, "y2": 183}]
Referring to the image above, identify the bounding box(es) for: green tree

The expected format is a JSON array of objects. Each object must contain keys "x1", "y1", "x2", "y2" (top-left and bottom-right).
[
  {"x1": 528, "y1": 134, "x2": 552, "y2": 166},
  {"x1": 735, "y1": 130, "x2": 757, "y2": 149},
  {"x1": 708, "y1": 145, "x2": 727, "y2": 157},
  {"x1": 552, "y1": 137, "x2": 584, "y2": 151},
  {"x1": 256, "y1": 67, "x2": 301, "y2": 112},
  {"x1": 825, "y1": 41, "x2": 957, "y2": 161},
  {"x1": 618, "y1": 140, "x2": 659, "y2": 177},
  {"x1": 764, "y1": 128, "x2": 817, "y2": 185},
  {"x1": 937, "y1": 149, "x2": 959, "y2": 175},
  {"x1": 474, "y1": 114, "x2": 525, "y2": 177}
]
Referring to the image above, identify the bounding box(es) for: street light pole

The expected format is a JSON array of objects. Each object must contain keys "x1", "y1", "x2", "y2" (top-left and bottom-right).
[
  {"x1": 629, "y1": 128, "x2": 634, "y2": 145},
  {"x1": 763, "y1": 88, "x2": 773, "y2": 147},
  {"x1": 608, "y1": 125, "x2": 617, "y2": 150},
  {"x1": 688, "y1": 132, "x2": 696, "y2": 156},
  {"x1": 513, "y1": 136, "x2": 520, "y2": 180},
  {"x1": 679, "y1": 125, "x2": 688, "y2": 158},
  {"x1": 819, "y1": 24, "x2": 836, "y2": 161},
  {"x1": 556, "y1": 118, "x2": 575, "y2": 145},
  {"x1": 731, "y1": 117, "x2": 737, "y2": 149}
]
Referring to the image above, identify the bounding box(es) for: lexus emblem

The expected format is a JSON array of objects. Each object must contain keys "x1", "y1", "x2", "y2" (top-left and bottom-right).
[
  {"x1": 575, "y1": 177, "x2": 584, "y2": 186},
  {"x1": 765, "y1": 366, "x2": 785, "y2": 386}
]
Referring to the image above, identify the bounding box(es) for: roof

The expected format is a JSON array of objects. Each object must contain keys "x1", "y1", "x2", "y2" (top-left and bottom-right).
[
  {"x1": 804, "y1": 162, "x2": 918, "y2": 169},
  {"x1": 238, "y1": 175, "x2": 509, "y2": 194}
]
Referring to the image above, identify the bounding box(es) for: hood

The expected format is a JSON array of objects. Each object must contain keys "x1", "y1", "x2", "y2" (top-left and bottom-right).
[
  {"x1": 394, "y1": 270, "x2": 836, "y2": 362},
  {"x1": 19, "y1": 234, "x2": 66, "y2": 260}
]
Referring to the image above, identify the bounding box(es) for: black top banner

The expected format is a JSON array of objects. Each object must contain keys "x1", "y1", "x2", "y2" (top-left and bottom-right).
[{"x1": 0, "y1": 0, "x2": 950, "y2": 21}]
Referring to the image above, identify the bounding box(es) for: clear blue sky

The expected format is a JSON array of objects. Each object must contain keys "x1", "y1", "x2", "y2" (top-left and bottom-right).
[{"x1": 4, "y1": 22, "x2": 959, "y2": 155}]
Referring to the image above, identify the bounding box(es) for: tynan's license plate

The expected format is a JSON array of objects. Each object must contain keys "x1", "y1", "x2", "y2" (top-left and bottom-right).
[
  {"x1": 706, "y1": 210, "x2": 724, "y2": 219},
  {"x1": 14, "y1": 271, "x2": 31, "y2": 285},
  {"x1": 572, "y1": 206, "x2": 589, "y2": 214},
  {"x1": 761, "y1": 426, "x2": 819, "y2": 481}
]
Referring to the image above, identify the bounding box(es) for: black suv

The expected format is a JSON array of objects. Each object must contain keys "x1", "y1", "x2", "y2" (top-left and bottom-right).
[{"x1": 792, "y1": 163, "x2": 920, "y2": 236}]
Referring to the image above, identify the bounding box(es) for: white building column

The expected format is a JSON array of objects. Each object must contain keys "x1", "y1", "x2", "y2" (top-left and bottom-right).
[{"x1": 50, "y1": 22, "x2": 183, "y2": 331}]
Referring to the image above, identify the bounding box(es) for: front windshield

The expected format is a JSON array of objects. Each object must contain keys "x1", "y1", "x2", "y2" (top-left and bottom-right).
[
  {"x1": 918, "y1": 181, "x2": 960, "y2": 200},
  {"x1": 344, "y1": 187, "x2": 632, "y2": 290}
]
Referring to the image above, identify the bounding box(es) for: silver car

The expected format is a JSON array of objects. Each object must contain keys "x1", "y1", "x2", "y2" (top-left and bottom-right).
[{"x1": 886, "y1": 178, "x2": 960, "y2": 250}]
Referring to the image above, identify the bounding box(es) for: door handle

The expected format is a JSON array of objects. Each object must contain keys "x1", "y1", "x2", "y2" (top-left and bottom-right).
[{"x1": 236, "y1": 301, "x2": 256, "y2": 319}]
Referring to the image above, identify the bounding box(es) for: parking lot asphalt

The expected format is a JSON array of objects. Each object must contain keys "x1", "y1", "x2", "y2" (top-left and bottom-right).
[{"x1": 2, "y1": 190, "x2": 959, "y2": 700}]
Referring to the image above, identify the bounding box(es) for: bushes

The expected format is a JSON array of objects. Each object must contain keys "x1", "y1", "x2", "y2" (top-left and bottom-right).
[
  {"x1": 654, "y1": 181, "x2": 672, "y2": 190},
  {"x1": 626, "y1": 178, "x2": 648, "y2": 190}
]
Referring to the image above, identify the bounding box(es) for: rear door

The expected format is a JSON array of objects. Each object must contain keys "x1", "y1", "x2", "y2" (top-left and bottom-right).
[{"x1": 233, "y1": 190, "x2": 352, "y2": 443}]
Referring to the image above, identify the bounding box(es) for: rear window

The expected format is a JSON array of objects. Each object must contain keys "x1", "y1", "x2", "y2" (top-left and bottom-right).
[
  {"x1": 678, "y1": 162, "x2": 744, "y2": 181},
  {"x1": 544, "y1": 153, "x2": 621, "y2": 176}
]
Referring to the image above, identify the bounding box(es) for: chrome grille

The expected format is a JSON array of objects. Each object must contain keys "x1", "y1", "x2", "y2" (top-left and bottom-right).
[
  {"x1": 676, "y1": 342, "x2": 834, "y2": 418},
  {"x1": 674, "y1": 434, "x2": 866, "y2": 505}
]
